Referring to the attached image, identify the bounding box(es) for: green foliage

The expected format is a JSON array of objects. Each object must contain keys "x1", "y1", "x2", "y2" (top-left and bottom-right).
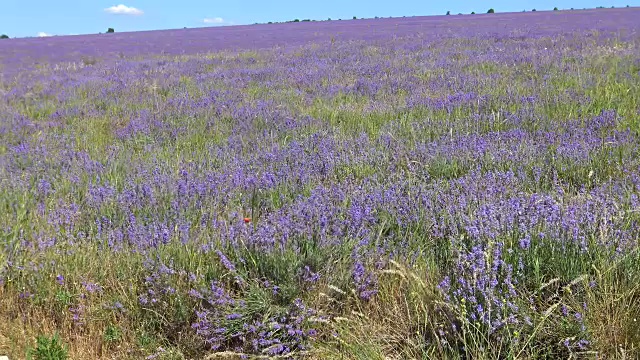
[
  {"x1": 353, "y1": 16, "x2": 357, "y2": 20},
  {"x1": 446, "y1": 11, "x2": 450, "y2": 15},
  {"x1": 28, "y1": 333, "x2": 69, "y2": 360},
  {"x1": 554, "y1": 7, "x2": 559, "y2": 10},
  {"x1": 104, "y1": 324, "x2": 123, "y2": 344},
  {"x1": 0, "y1": 34, "x2": 8, "y2": 39},
  {"x1": 471, "y1": 11, "x2": 476, "y2": 14},
  {"x1": 487, "y1": 8, "x2": 495, "y2": 13},
  {"x1": 107, "y1": 28, "x2": 115, "y2": 33},
  {"x1": 54, "y1": 290, "x2": 73, "y2": 307}
]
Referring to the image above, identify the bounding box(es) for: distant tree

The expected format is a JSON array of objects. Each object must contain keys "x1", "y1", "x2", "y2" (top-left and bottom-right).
[
  {"x1": 471, "y1": 11, "x2": 476, "y2": 14},
  {"x1": 532, "y1": 8, "x2": 536, "y2": 11},
  {"x1": 487, "y1": 8, "x2": 495, "y2": 13},
  {"x1": 327, "y1": 18, "x2": 331, "y2": 21},
  {"x1": 353, "y1": 16, "x2": 357, "y2": 19},
  {"x1": 446, "y1": 11, "x2": 450, "y2": 15},
  {"x1": 554, "y1": 7, "x2": 559, "y2": 10},
  {"x1": 107, "y1": 28, "x2": 115, "y2": 33},
  {"x1": 0, "y1": 34, "x2": 8, "y2": 39},
  {"x1": 302, "y1": 19, "x2": 311, "y2": 22},
  {"x1": 293, "y1": 19, "x2": 300, "y2": 22}
]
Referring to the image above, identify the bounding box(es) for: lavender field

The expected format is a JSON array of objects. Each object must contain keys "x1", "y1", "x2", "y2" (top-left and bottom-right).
[{"x1": 1, "y1": 7, "x2": 640, "y2": 359}]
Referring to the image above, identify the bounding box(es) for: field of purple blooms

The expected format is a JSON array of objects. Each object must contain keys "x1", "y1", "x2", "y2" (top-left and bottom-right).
[{"x1": 1, "y1": 7, "x2": 640, "y2": 359}]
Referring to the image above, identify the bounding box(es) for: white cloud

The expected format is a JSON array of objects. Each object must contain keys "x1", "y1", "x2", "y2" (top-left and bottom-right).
[
  {"x1": 37, "y1": 32, "x2": 52, "y2": 37},
  {"x1": 203, "y1": 17, "x2": 226, "y2": 24},
  {"x1": 105, "y1": 4, "x2": 144, "y2": 15}
]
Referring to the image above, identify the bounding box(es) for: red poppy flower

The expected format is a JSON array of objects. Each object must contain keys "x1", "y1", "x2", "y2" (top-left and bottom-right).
[{"x1": 243, "y1": 217, "x2": 251, "y2": 223}]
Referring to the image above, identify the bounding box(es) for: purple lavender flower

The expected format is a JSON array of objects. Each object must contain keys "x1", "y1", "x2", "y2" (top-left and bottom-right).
[{"x1": 216, "y1": 250, "x2": 236, "y2": 272}]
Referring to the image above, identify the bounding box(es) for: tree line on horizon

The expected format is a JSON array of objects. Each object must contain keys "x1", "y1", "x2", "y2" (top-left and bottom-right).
[
  {"x1": 446, "y1": 5, "x2": 629, "y2": 15},
  {"x1": 264, "y1": 5, "x2": 632, "y2": 23}
]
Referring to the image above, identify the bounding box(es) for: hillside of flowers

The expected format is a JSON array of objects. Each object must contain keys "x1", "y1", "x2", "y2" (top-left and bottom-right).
[{"x1": 1, "y1": 8, "x2": 640, "y2": 359}]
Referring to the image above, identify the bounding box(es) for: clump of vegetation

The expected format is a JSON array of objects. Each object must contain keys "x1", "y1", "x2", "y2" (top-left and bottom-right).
[
  {"x1": 0, "y1": 34, "x2": 8, "y2": 39},
  {"x1": 27, "y1": 333, "x2": 68, "y2": 360},
  {"x1": 487, "y1": 8, "x2": 495, "y2": 13},
  {"x1": 106, "y1": 28, "x2": 115, "y2": 33}
]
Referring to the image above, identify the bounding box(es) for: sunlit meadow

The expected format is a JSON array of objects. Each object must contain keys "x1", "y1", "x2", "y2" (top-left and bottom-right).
[{"x1": 1, "y1": 8, "x2": 640, "y2": 359}]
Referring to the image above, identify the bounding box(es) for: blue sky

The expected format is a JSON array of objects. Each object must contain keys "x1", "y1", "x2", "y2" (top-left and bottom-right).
[{"x1": 1, "y1": 1, "x2": 638, "y2": 38}]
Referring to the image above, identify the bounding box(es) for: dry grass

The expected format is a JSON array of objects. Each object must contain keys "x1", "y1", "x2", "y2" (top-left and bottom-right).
[
  {"x1": 313, "y1": 260, "x2": 447, "y2": 360},
  {"x1": 581, "y1": 264, "x2": 640, "y2": 359},
  {"x1": 0, "y1": 287, "x2": 137, "y2": 359}
]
